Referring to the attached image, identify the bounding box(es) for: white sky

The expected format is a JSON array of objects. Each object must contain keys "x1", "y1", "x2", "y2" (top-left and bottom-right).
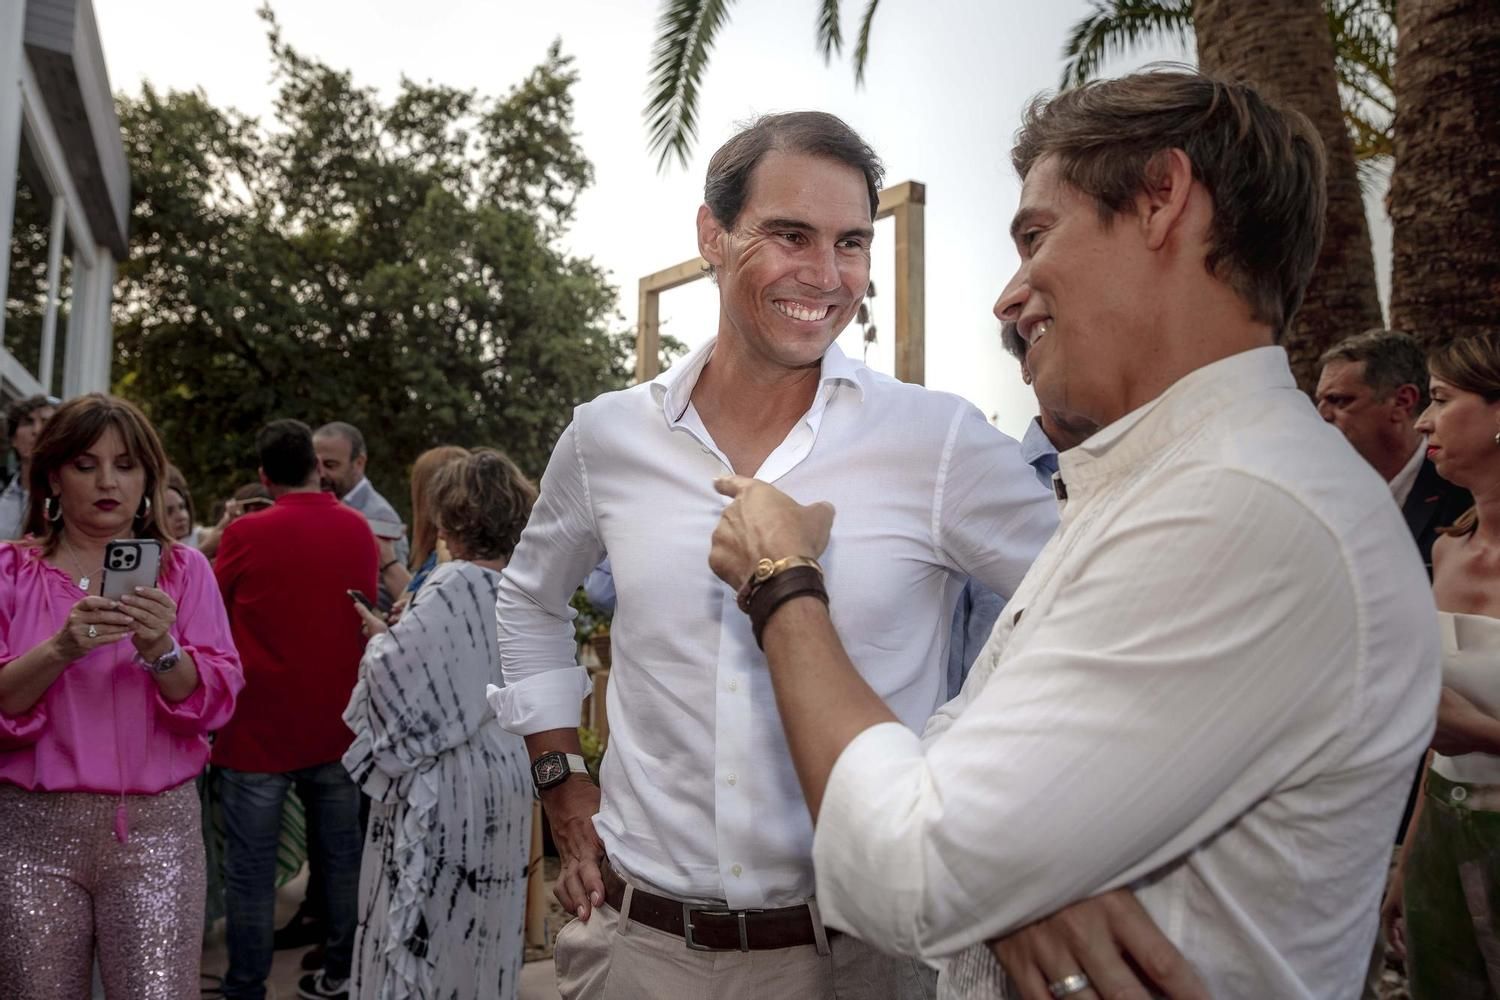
[{"x1": 91, "y1": 0, "x2": 1389, "y2": 439}]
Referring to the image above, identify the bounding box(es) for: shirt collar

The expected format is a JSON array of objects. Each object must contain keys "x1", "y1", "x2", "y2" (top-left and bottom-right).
[
  {"x1": 344, "y1": 476, "x2": 372, "y2": 505},
  {"x1": 1019, "y1": 417, "x2": 1059, "y2": 473},
  {"x1": 1389, "y1": 436, "x2": 1427, "y2": 506},
  {"x1": 1059, "y1": 346, "x2": 1295, "y2": 495},
  {"x1": 650, "y1": 336, "x2": 866, "y2": 424}
]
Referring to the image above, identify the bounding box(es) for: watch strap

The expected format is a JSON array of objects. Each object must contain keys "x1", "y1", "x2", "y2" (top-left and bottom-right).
[{"x1": 137, "y1": 637, "x2": 183, "y2": 674}]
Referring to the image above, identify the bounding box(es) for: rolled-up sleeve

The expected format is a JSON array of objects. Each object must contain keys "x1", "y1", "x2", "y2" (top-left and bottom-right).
[
  {"x1": 494, "y1": 417, "x2": 605, "y2": 734},
  {"x1": 156, "y1": 548, "x2": 243, "y2": 735},
  {"x1": 812, "y1": 471, "x2": 1361, "y2": 958}
]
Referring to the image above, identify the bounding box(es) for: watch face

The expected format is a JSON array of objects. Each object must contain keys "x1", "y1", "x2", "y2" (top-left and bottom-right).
[{"x1": 534, "y1": 753, "x2": 567, "y2": 787}]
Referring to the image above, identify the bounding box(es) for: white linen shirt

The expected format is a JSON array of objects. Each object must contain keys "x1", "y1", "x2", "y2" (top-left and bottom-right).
[
  {"x1": 493, "y1": 339, "x2": 1057, "y2": 908},
  {"x1": 811, "y1": 347, "x2": 1441, "y2": 997}
]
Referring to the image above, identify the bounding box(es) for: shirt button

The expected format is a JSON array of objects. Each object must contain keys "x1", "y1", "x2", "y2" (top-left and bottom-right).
[
  {"x1": 727, "y1": 773, "x2": 737, "y2": 786},
  {"x1": 731, "y1": 864, "x2": 743, "y2": 877},
  {"x1": 1452, "y1": 785, "x2": 1469, "y2": 803},
  {"x1": 728, "y1": 679, "x2": 739, "y2": 692}
]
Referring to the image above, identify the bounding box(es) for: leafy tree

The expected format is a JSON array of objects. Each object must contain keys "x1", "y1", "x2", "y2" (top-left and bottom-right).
[
  {"x1": 113, "y1": 11, "x2": 635, "y2": 516},
  {"x1": 1061, "y1": 0, "x2": 1394, "y2": 169},
  {"x1": 643, "y1": 0, "x2": 1392, "y2": 172}
]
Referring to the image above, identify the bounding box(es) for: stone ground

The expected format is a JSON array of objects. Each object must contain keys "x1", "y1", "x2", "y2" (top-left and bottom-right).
[
  {"x1": 199, "y1": 865, "x2": 562, "y2": 1000},
  {"x1": 202, "y1": 859, "x2": 1411, "y2": 999}
]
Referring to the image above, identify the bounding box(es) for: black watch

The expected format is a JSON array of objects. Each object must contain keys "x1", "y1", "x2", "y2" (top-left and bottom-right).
[{"x1": 531, "y1": 751, "x2": 589, "y2": 793}]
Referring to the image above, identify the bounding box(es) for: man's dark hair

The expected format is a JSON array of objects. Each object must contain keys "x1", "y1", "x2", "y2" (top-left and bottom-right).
[
  {"x1": 1012, "y1": 69, "x2": 1326, "y2": 340},
  {"x1": 257, "y1": 419, "x2": 318, "y2": 487},
  {"x1": 1000, "y1": 321, "x2": 1026, "y2": 364},
  {"x1": 1320, "y1": 329, "x2": 1431, "y2": 412},
  {"x1": 6, "y1": 394, "x2": 54, "y2": 443},
  {"x1": 314, "y1": 420, "x2": 366, "y2": 461},
  {"x1": 704, "y1": 111, "x2": 885, "y2": 228}
]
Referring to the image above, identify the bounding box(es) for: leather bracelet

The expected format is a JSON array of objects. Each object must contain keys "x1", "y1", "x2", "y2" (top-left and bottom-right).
[
  {"x1": 736, "y1": 555, "x2": 824, "y2": 613},
  {"x1": 748, "y1": 565, "x2": 829, "y2": 648}
]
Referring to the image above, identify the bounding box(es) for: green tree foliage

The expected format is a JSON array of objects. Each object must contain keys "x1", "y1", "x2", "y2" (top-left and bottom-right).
[
  {"x1": 1060, "y1": 0, "x2": 1394, "y2": 166},
  {"x1": 113, "y1": 12, "x2": 632, "y2": 514},
  {"x1": 643, "y1": 0, "x2": 1391, "y2": 171}
]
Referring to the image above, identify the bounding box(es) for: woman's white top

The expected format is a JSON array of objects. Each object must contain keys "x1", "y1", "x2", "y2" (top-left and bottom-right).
[{"x1": 1433, "y1": 610, "x2": 1500, "y2": 785}]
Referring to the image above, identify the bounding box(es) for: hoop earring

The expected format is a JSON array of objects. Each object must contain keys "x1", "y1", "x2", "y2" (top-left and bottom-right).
[
  {"x1": 137, "y1": 495, "x2": 152, "y2": 519},
  {"x1": 45, "y1": 496, "x2": 62, "y2": 523},
  {"x1": 1494, "y1": 429, "x2": 1500, "y2": 447}
]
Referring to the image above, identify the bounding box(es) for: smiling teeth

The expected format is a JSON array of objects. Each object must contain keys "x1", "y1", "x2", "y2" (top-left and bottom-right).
[{"x1": 775, "y1": 301, "x2": 830, "y2": 322}]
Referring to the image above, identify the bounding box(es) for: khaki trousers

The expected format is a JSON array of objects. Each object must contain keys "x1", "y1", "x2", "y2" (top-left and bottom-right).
[{"x1": 554, "y1": 886, "x2": 937, "y2": 1000}]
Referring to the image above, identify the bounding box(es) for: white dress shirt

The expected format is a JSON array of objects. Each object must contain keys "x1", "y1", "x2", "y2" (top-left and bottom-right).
[
  {"x1": 1389, "y1": 436, "x2": 1426, "y2": 508},
  {"x1": 810, "y1": 347, "x2": 1441, "y2": 997},
  {"x1": 493, "y1": 339, "x2": 1057, "y2": 908}
]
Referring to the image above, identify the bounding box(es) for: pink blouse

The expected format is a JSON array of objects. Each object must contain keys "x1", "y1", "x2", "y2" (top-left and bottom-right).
[{"x1": 0, "y1": 541, "x2": 243, "y2": 795}]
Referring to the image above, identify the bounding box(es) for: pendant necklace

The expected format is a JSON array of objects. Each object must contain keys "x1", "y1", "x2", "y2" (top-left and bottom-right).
[{"x1": 60, "y1": 540, "x2": 101, "y2": 592}]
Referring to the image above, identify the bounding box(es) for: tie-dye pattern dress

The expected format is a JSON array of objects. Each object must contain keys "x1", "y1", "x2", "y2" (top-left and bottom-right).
[{"x1": 343, "y1": 560, "x2": 531, "y2": 999}]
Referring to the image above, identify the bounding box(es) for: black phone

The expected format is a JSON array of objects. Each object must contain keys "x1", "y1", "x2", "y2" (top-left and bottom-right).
[
  {"x1": 347, "y1": 589, "x2": 376, "y2": 612},
  {"x1": 101, "y1": 539, "x2": 163, "y2": 600}
]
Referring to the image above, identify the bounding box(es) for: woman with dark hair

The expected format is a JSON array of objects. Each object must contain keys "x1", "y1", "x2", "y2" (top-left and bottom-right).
[
  {"x1": 1382, "y1": 330, "x2": 1500, "y2": 999},
  {"x1": 0, "y1": 394, "x2": 56, "y2": 540},
  {"x1": 164, "y1": 464, "x2": 200, "y2": 548},
  {"x1": 343, "y1": 448, "x2": 534, "y2": 999},
  {"x1": 0, "y1": 393, "x2": 242, "y2": 998}
]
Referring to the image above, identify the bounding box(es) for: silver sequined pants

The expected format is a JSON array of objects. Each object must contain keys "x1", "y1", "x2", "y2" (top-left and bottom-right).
[{"x1": 0, "y1": 781, "x2": 205, "y2": 1000}]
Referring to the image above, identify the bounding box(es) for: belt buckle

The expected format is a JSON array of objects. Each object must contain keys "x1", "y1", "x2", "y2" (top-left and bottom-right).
[{"x1": 683, "y1": 905, "x2": 755, "y2": 952}]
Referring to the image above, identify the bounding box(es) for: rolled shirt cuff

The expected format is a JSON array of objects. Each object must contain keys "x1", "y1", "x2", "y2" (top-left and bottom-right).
[
  {"x1": 488, "y1": 666, "x2": 593, "y2": 735},
  {"x1": 812, "y1": 720, "x2": 934, "y2": 957}
]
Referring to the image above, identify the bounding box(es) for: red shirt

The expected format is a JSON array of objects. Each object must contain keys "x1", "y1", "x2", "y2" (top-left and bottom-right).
[{"x1": 211, "y1": 491, "x2": 378, "y2": 772}]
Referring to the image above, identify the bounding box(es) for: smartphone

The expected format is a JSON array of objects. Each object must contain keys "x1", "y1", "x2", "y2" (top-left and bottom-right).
[
  {"x1": 365, "y1": 517, "x2": 405, "y2": 541},
  {"x1": 347, "y1": 589, "x2": 376, "y2": 612},
  {"x1": 100, "y1": 539, "x2": 163, "y2": 600}
]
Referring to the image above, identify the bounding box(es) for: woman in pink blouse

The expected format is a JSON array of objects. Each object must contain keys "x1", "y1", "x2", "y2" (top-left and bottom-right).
[{"x1": 0, "y1": 394, "x2": 243, "y2": 999}]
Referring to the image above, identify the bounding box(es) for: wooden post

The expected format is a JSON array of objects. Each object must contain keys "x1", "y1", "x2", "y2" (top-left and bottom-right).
[
  {"x1": 592, "y1": 668, "x2": 611, "y2": 748},
  {"x1": 525, "y1": 797, "x2": 547, "y2": 948},
  {"x1": 634, "y1": 182, "x2": 926, "y2": 386},
  {"x1": 887, "y1": 182, "x2": 926, "y2": 385}
]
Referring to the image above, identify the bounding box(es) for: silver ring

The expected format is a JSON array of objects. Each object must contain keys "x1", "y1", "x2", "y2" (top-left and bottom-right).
[
  {"x1": 86, "y1": 624, "x2": 98, "y2": 638},
  {"x1": 1048, "y1": 973, "x2": 1091, "y2": 999}
]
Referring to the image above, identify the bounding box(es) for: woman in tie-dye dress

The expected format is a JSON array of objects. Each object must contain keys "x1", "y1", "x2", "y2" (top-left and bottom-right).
[{"x1": 343, "y1": 449, "x2": 536, "y2": 999}]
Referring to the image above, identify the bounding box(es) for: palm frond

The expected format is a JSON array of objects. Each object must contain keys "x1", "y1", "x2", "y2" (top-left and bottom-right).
[
  {"x1": 644, "y1": 0, "x2": 739, "y2": 172},
  {"x1": 816, "y1": 0, "x2": 844, "y2": 63},
  {"x1": 1059, "y1": 0, "x2": 1194, "y2": 90},
  {"x1": 852, "y1": 0, "x2": 882, "y2": 86}
]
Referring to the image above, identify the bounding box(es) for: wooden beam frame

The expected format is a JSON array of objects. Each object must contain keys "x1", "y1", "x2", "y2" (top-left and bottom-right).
[{"x1": 635, "y1": 180, "x2": 926, "y2": 384}]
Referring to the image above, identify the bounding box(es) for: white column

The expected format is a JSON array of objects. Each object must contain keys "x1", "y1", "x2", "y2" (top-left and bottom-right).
[
  {"x1": 37, "y1": 196, "x2": 65, "y2": 391},
  {"x1": 63, "y1": 241, "x2": 96, "y2": 397},
  {"x1": 0, "y1": 0, "x2": 29, "y2": 359},
  {"x1": 86, "y1": 254, "x2": 114, "y2": 392}
]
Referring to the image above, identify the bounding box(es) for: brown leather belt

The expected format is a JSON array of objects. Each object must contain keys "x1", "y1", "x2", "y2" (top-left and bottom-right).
[{"x1": 601, "y1": 862, "x2": 824, "y2": 952}]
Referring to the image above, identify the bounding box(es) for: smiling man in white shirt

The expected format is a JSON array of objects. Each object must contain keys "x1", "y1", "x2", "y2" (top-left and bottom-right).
[
  {"x1": 707, "y1": 72, "x2": 1441, "y2": 1000},
  {"x1": 490, "y1": 111, "x2": 1210, "y2": 1000}
]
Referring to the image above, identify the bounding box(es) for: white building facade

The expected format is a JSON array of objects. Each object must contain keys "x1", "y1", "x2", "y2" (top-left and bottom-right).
[{"x1": 0, "y1": 0, "x2": 128, "y2": 405}]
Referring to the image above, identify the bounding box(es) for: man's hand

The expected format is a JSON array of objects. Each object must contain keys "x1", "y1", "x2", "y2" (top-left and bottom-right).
[
  {"x1": 990, "y1": 889, "x2": 1209, "y2": 1000},
  {"x1": 1432, "y1": 686, "x2": 1500, "y2": 756},
  {"x1": 1380, "y1": 869, "x2": 1407, "y2": 960},
  {"x1": 710, "y1": 476, "x2": 835, "y2": 589},
  {"x1": 546, "y1": 777, "x2": 607, "y2": 921}
]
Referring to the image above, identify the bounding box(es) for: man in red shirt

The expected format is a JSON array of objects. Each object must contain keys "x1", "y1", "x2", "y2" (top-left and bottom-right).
[{"x1": 213, "y1": 419, "x2": 378, "y2": 1000}]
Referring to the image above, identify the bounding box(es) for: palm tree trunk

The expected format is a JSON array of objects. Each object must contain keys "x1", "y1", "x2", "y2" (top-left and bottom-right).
[
  {"x1": 1389, "y1": 0, "x2": 1500, "y2": 348},
  {"x1": 1193, "y1": 0, "x2": 1383, "y2": 392}
]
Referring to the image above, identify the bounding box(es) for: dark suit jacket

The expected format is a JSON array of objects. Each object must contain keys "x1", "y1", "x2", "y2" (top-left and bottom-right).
[
  {"x1": 1402, "y1": 458, "x2": 1472, "y2": 578},
  {"x1": 1393, "y1": 458, "x2": 1471, "y2": 843}
]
